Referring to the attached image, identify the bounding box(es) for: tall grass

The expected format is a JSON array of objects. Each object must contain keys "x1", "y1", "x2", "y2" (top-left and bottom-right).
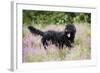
[{"x1": 22, "y1": 23, "x2": 91, "y2": 62}]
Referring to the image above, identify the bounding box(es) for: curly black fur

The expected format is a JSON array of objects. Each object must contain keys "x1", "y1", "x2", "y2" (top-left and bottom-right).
[{"x1": 28, "y1": 24, "x2": 76, "y2": 50}]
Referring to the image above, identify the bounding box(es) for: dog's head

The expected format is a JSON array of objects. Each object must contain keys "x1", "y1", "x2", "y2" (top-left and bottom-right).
[{"x1": 64, "y1": 24, "x2": 76, "y2": 38}]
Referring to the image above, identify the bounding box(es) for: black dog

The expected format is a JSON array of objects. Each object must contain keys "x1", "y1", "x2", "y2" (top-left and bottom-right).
[{"x1": 28, "y1": 24, "x2": 76, "y2": 50}]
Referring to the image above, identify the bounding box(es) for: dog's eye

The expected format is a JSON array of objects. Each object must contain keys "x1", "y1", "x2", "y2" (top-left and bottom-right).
[{"x1": 67, "y1": 33, "x2": 70, "y2": 37}]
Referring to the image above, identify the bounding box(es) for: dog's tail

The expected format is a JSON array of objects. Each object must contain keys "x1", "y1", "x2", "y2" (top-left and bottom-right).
[{"x1": 28, "y1": 26, "x2": 44, "y2": 36}]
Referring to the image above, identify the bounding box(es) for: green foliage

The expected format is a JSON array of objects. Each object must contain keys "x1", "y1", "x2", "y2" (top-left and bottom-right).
[
  {"x1": 74, "y1": 13, "x2": 91, "y2": 24},
  {"x1": 23, "y1": 10, "x2": 91, "y2": 26}
]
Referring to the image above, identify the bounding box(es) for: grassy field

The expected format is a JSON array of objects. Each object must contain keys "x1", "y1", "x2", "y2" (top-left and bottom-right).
[{"x1": 22, "y1": 23, "x2": 91, "y2": 62}]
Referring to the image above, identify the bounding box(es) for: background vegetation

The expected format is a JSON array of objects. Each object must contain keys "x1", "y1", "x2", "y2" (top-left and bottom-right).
[
  {"x1": 22, "y1": 10, "x2": 91, "y2": 62},
  {"x1": 23, "y1": 10, "x2": 91, "y2": 26}
]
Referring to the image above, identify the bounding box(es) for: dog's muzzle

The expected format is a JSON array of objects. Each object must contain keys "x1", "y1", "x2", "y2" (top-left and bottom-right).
[{"x1": 67, "y1": 33, "x2": 70, "y2": 38}]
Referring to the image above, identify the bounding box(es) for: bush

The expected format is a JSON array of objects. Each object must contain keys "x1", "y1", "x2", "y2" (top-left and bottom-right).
[{"x1": 23, "y1": 10, "x2": 91, "y2": 26}]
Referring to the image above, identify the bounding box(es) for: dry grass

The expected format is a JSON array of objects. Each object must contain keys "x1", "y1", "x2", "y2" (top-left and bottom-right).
[{"x1": 22, "y1": 23, "x2": 91, "y2": 62}]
